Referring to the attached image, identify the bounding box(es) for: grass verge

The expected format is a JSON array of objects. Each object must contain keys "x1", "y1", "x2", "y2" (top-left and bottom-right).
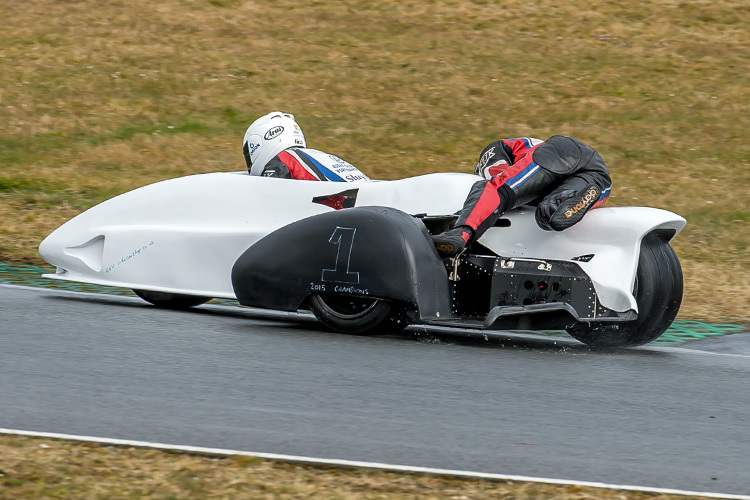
[{"x1": 0, "y1": 434, "x2": 724, "y2": 500}]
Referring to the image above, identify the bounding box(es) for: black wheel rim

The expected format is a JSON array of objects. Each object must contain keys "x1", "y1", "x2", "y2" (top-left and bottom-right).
[{"x1": 316, "y1": 296, "x2": 382, "y2": 320}]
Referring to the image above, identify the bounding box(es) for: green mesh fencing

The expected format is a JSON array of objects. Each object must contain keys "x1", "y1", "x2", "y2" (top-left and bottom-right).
[{"x1": 1, "y1": 263, "x2": 744, "y2": 345}]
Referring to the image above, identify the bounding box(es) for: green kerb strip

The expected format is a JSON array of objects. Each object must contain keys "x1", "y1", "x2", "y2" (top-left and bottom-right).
[
  {"x1": 654, "y1": 320, "x2": 745, "y2": 345},
  {"x1": 0, "y1": 263, "x2": 240, "y2": 306},
  {"x1": 0, "y1": 263, "x2": 136, "y2": 296},
  {"x1": 2, "y1": 263, "x2": 745, "y2": 345}
]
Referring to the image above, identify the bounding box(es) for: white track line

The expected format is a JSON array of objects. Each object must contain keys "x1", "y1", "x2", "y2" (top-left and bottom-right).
[
  {"x1": 2, "y1": 428, "x2": 748, "y2": 500},
  {"x1": 647, "y1": 345, "x2": 750, "y2": 359}
]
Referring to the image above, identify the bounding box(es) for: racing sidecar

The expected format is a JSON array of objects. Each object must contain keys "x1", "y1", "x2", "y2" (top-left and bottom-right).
[{"x1": 39, "y1": 172, "x2": 685, "y2": 347}]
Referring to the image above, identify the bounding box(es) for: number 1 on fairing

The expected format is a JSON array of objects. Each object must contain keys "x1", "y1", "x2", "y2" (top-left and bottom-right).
[{"x1": 322, "y1": 227, "x2": 360, "y2": 284}]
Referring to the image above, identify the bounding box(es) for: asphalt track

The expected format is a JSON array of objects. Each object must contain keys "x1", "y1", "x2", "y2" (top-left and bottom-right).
[{"x1": 2, "y1": 284, "x2": 749, "y2": 497}]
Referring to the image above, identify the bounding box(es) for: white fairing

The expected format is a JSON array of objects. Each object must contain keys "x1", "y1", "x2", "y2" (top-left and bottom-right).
[
  {"x1": 479, "y1": 207, "x2": 685, "y2": 312},
  {"x1": 39, "y1": 172, "x2": 685, "y2": 313}
]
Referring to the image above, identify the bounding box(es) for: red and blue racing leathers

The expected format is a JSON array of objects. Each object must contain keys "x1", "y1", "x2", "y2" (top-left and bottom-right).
[
  {"x1": 261, "y1": 147, "x2": 370, "y2": 182},
  {"x1": 457, "y1": 135, "x2": 612, "y2": 239}
]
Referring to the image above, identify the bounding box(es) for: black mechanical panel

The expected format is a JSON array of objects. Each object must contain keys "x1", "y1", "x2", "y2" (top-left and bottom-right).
[
  {"x1": 489, "y1": 257, "x2": 598, "y2": 320},
  {"x1": 447, "y1": 253, "x2": 631, "y2": 322}
]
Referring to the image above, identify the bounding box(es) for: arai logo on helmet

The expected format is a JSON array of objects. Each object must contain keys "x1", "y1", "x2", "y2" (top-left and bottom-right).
[{"x1": 264, "y1": 126, "x2": 284, "y2": 140}]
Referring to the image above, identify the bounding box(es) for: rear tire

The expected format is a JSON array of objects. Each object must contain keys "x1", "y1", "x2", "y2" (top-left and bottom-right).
[
  {"x1": 133, "y1": 289, "x2": 211, "y2": 309},
  {"x1": 309, "y1": 294, "x2": 394, "y2": 334},
  {"x1": 566, "y1": 231, "x2": 683, "y2": 348}
]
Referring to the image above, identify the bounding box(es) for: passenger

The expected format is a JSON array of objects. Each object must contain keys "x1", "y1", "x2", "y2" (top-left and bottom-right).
[
  {"x1": 432, "y1": 136, "x2": 613, "y2": 257},
  {"x1": 242, "y1": 111, "x2": 370, "y2": 182}
]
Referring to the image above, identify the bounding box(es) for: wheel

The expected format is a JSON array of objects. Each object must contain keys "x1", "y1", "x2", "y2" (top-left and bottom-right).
[
  {"x1": 381, "y1": 305, "x2": 410, "y2": 334},
  {"x1": 133, "y1": 289, "x2": 211, "y2": 309},
  {"x1": 566, "y1": 231, "x2": 683, "y2": 348},
  {"x1": 309, "y1": 294, "x2": 395, "y2": 334}
]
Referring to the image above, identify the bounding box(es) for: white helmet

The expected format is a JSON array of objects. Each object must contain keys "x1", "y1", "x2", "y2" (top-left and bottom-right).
[{"x1": 242, "y1": 111, "x2": 306, "y2": 175}]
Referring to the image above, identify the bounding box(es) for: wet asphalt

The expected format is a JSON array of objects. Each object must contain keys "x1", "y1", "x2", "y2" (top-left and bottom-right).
[{"x1": 1, "y1": 285, "x2": 749, "y2": 496}]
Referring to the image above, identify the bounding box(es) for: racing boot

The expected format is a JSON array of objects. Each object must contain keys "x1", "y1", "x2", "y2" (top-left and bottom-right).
[{"x1": 432, "y1": 226, "x2": 473, "y2": 257}]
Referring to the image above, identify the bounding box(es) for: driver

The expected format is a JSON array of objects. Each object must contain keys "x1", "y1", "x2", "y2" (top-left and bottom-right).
[
  {"x1": 432, "y1": 135, "x2": 612, "y2": 256},
  {"x1": 242, "y1": 111, "x2": 370, "y2": 182}
]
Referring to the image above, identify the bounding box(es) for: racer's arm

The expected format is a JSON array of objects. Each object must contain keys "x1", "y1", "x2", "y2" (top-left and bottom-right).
[
  {"x1": 503, "y1": 137, "x2": 545, "y2": 162},
  {"x1": 475, "y1": 138, "x2": 544, "y2": 179}
]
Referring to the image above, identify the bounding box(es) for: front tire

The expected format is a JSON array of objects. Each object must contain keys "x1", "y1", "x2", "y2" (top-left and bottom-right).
[
  {"x1": 309, "y1": 294, "x2": 394, "y2": 334},
  {"x1": 133, "y1": 289, "x2": 211, "y2": 309},
  {"x1": 566, "y1": 231, "x2": 683, "y2": 348}
]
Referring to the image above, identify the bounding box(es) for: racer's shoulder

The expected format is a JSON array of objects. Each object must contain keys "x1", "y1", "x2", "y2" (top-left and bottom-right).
[{"x1": 503, "y1": 137, "x2": 545, "y2": 148}]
